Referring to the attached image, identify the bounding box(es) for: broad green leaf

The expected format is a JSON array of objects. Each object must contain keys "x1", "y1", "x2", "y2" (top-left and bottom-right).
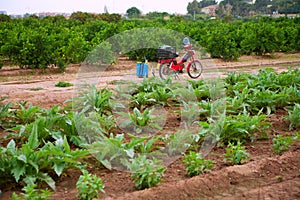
[
  {"x1": 23, "y1": 175, "x2": 37, "y2": 186},
  {"x1": 125, "y1": 149, "x2": 134, "y2": 158},
  {"x1": 28, "y1": 123, "x2": 40, "y2": 149},
  {"x1": 6, "y1": 139, "x2": 16, "y2": 154},
  {"x1": 12, "y1": 162, "x2": 26, "y2": 182},
  {"x1": 17, "y1": 154, "x2": 27, "y2": 163},
  {"x1": 38, "y1": 173, "x2": 56, "y2": 191},
  {"x1": 53, "y1": 162, "x2": 66, "y2": 176}
]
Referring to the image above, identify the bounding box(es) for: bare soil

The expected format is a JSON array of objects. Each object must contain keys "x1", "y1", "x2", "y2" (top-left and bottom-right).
[{"x1": 0, "y1": 53, "x2": 300, "y2": 200}]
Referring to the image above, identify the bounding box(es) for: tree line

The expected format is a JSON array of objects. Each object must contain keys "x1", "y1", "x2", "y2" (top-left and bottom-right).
[{"x1": 0, "y1": 15, "x2": 299, "y2": 70}]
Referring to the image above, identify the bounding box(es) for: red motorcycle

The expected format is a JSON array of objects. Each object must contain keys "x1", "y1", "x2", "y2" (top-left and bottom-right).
[{"x1": 157, "y1": 37, "x2": 203, "y2": 80}]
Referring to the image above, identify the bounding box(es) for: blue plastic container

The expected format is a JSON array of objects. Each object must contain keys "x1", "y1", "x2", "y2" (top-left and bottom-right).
[{"x1": 136, "y1": 62, "x2": 148, "y2": 77}]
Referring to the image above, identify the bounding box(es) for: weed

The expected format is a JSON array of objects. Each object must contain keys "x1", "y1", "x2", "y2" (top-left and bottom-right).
[
  {"x1": 184, "y1": 151, "x2": 213, "y2": 177},
  {"x1": 223, "y1": 141, "x2": 249, "y2": 165},
  {"x1": 272, "y1": 135, "x2": 293, "y2": 155},
  {"x1": 12, "y1": 184, "x2": 53, "y2": 200},
  {"x1": 293, "y1": 133, "x2": 300, "y2": 141},
  {"x1": 27, "y1": 87, "x2": 44, "y2": 91},
  {"x1": 76, "y1": 170, "x2": 105, "y2": 200},
  {"x1": 55, "y1": 81, "x2": 73, "y2": 87},
  {"x1": 119, "y1": 107, "x2": 162, "y2": 134},
  {"x1": 129, "y1": 155, "x2": 165, "y2": 190},
  {"x1": 285, "y1": 103, "x2": 300, "y2": 130}
]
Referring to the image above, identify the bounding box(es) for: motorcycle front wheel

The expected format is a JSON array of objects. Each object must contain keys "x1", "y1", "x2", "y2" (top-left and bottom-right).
[{"x1": 187, "y1": 60, "x2": 203, "y2": 79}]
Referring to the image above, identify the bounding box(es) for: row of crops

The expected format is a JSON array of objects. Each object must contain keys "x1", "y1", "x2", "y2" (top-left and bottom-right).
[
  {"x1": 0, "y1": 16, "x2": 300, "y2": 70},
  {"x1": 0, "y1": 68, "x2": 299, "y2": 199}
]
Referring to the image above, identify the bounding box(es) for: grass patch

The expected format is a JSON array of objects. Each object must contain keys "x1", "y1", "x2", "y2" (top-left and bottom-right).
[
  {"x1": 55, "y1": 81, "x2": 74, "y2": 87},
  {"x1": 27, "y1": 87, "x2": 44, "y2": 91}
]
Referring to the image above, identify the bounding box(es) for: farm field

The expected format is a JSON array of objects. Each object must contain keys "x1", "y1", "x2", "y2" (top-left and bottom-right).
[{"x1": 0, "y1": 53, "x2": 300, "y2": 200}]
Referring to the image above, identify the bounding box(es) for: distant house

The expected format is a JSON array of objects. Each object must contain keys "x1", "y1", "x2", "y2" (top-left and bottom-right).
[{"x1": 201, "y1": 4, "x2": 218, "y2": 16}]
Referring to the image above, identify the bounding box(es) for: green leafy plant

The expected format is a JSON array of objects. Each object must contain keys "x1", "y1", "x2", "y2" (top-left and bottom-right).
[
  {"x1": 293, "y1": 133, "x2": 300, "y2": 142},
  {"x1": 150, "y1": 86, "x2": 174, "y2": 106},
  {"x1": 0, "y1": 102, "x2": 12, "y2": 128},
  {"x1": 184, "y1": 151, "x2": 213, "y2": 177},
  {"x1": 119, "y1": 107, "x2": 162, "y2": 134},
  {"x1": 0, "y1": 131, "x2": 88, "y2": 190},
  {"x1": 221, "y1": 111, "x2": 270, "y2": 143},
  {"x1": 129, "y1": 155, "x2": 165, "y2": 190},
  {"x1": 55, "y1": 81, "x2": 74, "y2": 87},
  {"x1": 272, "y1": 135, "x2": 293, "y2": 155},
  {"x1": 164, "y1": 130, "x2": 194, "y2": 156},
  {"x1": 129, "y1": 134, "x2": 161, "y2": 153},
  {"x1": 76, "y1": 170, "x2": 105, "y2": 200},
  {"x1": 12, "y1": 184, "x2": 53, "y2": 200},
  {"x1": 89, "y1": 133, "x2": 136, "y2": 170},
  {"x1": 14, "y1": 102, "x2": 43, "y2": 125},
  {"x1": 223, "y1": 141, "x2": 249, "y2": 165},
  {"x1": 75, "y1": 85, "x2": 112, "y2": 115},
  {"x1": 130, "y1": 92, "x2": 156, "y2": 110},
  {"x1": 285, "y1": 103, "x2": 300, "y2": 130}
]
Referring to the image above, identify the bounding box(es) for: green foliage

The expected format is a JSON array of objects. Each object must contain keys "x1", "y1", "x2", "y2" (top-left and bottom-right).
[
  {"x1": 129, "y1": 155, "x2": 165, "y2": 190},
  {"x1": 225, "y1": 69, "x2": 300, "y2": 114},
  {"x1": 285, "y1": 103, "x2": 300, "y2": 130},
  {"x1": 76, "y1": 85, "x2": 112, "y2": 115},
  {"x1": 220, "y1": 112, "x2": 270, "y2": 143},
  {"x1": 14, "y1": 102, "x2": 43, "y2": 124},
  {"x1": 119, "y1": 107, "x2": 162, "y2": 134},
  {"x1": 55, "y1": 81, "x2": 74, "y2": 87},
  {"x1": 184, "y1": 151, "x2": 213, "y2": 177},
  {"x1": 126, "y1": 7, "x2": 142, "y2": 18},
  {"x1": 12, "y1": 184, "x2": 53, "y2": 200},
  {"x1": 272, "y1": 135, "x2": 293, "y2": 155},
  {"x1": 0, "y1": 102, "x2": 12, "y2": 128},
  {"x1": 76, "y1": 170, "x2": 105, "y2": 200},
  {"x1": 0, "y1": 133, "x2": 88, "y2": 190},
  {"x1": 1, "y1": 16, "x2": 299, "y2": 69},
  {"x1": 130, "y1": 92, "x2": 156, "y2": 110},
  {"x1": 223, "y1": 141, "x2": 249, "y2": 165},
  {"x1": 89, "y1": 134, "x2": 133, "y2": 170},
  {"x1": 206, "y1": 22, "x2": 241, "y2": 61}
]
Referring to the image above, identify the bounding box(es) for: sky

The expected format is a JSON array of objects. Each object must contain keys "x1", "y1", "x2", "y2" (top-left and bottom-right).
[{"x1": 0, "y1": 0, "x2": 215, "y2": 15}]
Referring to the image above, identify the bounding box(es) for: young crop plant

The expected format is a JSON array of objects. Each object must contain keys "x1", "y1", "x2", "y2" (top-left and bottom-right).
[
  {"x1": 0, "y1": 133, "x2": 88, "y2": 191},
  {"x1": 75, "y1": 85, "x2": 112, "y2": 115},
  {"x1": 223, "y1": 141, "x2": 249, "y2": 165},
  {"x1": 184, "y1": 151, "x2": 213, "y2": 177},
  {"x1": 272, "y1": 135, "x2": 293, "y2": 155},
  {"x1": 220, "y1": 111, "x2": 270, "y2": 144},
  {"x1": 130, "y1": 92, "x2": 156, "y2": 110},
  {"x1": 0, "y1": 102, "x2": 12, "y2": 128},
  {"x1": 135, "y1": 76, "x2": 170, "y2": 93},
  {"x1": 150, "y1": 86, "x2": 174, "y2": 106},
  {"x1": 119, "y1": 107, "x2": 162, "y2": 134},
  {"x1": 76, "y1": 170, "x2": 105, "y2": 200},
  {"x1": 14, "y1": 102, "x2": 44, "y2": 125},
  {"x1": 285, "y1": 103, "x2": 300, "y2": 130},
  {"x1": 12, "y1": 184, "x2": 53, "y2": 200},
  {"x1": 129, "y1": 155, "x2": 165, "y2": 190}
]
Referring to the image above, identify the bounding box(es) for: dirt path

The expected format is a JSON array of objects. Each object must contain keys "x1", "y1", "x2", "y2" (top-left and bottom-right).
[
  {"x1": 109, "y1": 150, "x2": 300, "y2": 200},
  {"x1": 1, "y1": 53, "x2": 300, "y2": 108}
]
